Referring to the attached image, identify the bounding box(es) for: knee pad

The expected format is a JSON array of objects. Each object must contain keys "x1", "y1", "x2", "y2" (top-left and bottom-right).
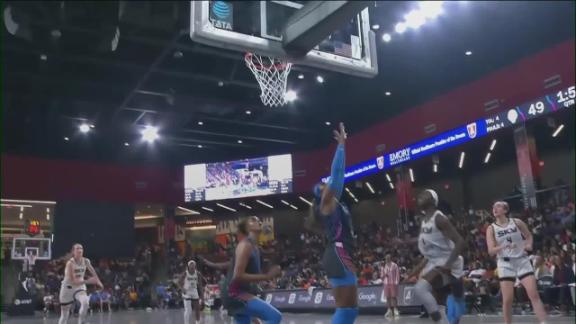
[{"x1": 332, "y1": 307, "x2": 359, "y2": 324}]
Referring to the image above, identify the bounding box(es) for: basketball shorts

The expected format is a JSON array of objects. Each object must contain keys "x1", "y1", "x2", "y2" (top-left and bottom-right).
[
  {"x1": 183, "y1": 289, "x2": 200, "y2": 300},
  {"x1": 59, "y1": 283, "x2": 87, "y2": 305},
  {"x1": 421, "y1": 256, "x2": 464, "y2": 281},
  {"x1": 497, "y1": 256, "x2": 534, "y2": 281}
]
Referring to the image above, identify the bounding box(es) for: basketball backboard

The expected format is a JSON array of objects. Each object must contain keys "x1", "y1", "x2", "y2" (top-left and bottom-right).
[
  {"x1": 190, "y1": 1, "x2": 377, "y2": 78},
  {"x1": 11, "y1": 237, "x2": 51, "y2": 261}
]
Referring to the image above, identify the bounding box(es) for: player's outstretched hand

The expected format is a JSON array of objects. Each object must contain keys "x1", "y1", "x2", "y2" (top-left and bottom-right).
[{"x1": 333, "y1": 122, "x2": 347, "y2": 145}]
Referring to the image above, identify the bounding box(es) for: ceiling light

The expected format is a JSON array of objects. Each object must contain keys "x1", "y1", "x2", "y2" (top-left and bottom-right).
[
  {"x1": 465, "y1": 50, "x2": 473, "y2": 56},
  {"x1": 201, "y1": 207, "x2": 214, "y2": 212},
  {"x1": 177, "y1": 206, "x2": 200, "y2": 214},
  {"x1": 385, "y1": 91, "x2": 391, "y2": 96},
  {"x1": 285, "y1": 90, "x2": 298, "y2": 102},
  {"x1": 256, "y1": 200, "x2": 273, "y2": 209},
  {"x1": 197, "y1": 145, "x2": 203, "y2": 148},
  {"x1": 46, "y1": 213, "x2": 50, "y2": 221},
  {"x1": 135, "y1": 215, "x2": 163, "y2": 220},
  {"x1": 419, "y1": 1, "x2": 444, "y2": 19},
  {"x1": 484, "y1": 152, "x2": 492, "y2": 164},
  {"x1": 245, "y1": 110, "x2": 251, "y2": 115},
  {"x1": 404, "y1": 10, "x2": 426, "y2": 29},
  {"x1": 198, "y1": 121, "x2": 204, "y2": 126},
  {"x1": 40, "y1": 54, "x2": 48, "y2": 61},
  {"x1": 365, "y1": 182, "x2": 375, "y2": 194},
  {"x1": 298, "y1": 74, "x2": 304, "y2": 79},
  {"x1": 316, "y1": 75, "x2": 324, "y2": 84},
  {"x1": 409, "y1": 168, "x2": 415, "y2": 183},
  {"x1": 186, "y1": 225, "x2": 217, "y2": 231},
  {"x1": 281, "y1": 200, "x2": 290, "y2": 206},
  {"x1": 79, "y1": 123, "x2": 90, "y2": 133},
  {"x1": 218, "y1": 81, "x2": 224, "y2": 87},
  {"x1": 124, "y1": 142, "x2": 130, "y2": 146},
  {"x1": 237, "y1": 139, "x2": 243, "y2": 144},
  {"x1": 141, "y1": 125, "x2": 159, "y2": 143},
  {"x1": 19, "y1": 212, "x2": 23, "y2": 220},
  {"x1": 388, "y1": 182, "x2": 395, "y2": 190},
  {"x1": 458, "y1": 152, "x2": 465, "y2": 169},
  {"x1": 345, "y1": 187, "x2": 357, "y2": 200},
  {"x1": 433, "y1": 163, "x2": 438, "y2": 173},
  {"x1": 1, "y1": 199, "x2": 56, "y2": 205},
  {"x1": 64, "y1": 137, "x2": 69, "y2": 141},
  {"x1": 216, "y1": 203, "x2": 237, "y2": 212},
  {"x1": 382, "y1": 33, "x2": 391, "y2": 43},
  {"x1": 372, "y1": 24, "x2": 380, "y2": 30},
  {"x1": 385, "y1": 173, "x2": 392, "y2": 182},
  {"x1": 325, "y1": 121, "x2": 331, "y2": 126},
  {"x1": 239, "y1": 202, "x2": 253, "y2": 210},
  {"x1": 489, "y1": 139, "x2": 497, "y2": 151},
  {"x1": 299, "y1": 196, "x2": 312, "y2": 206},
  {"x1": 289, "y1": 204, "x2": 298, "y2": 210},
  {"x1": 89, "y1": 124, "x2": 95, "y2": 128},
  {"x1": 552, "y1": 124, "x2": 565, "y2": 137},
  {"x1": 395, "y1": 22, "x2": 407, "y2": 34},
  {"x1": 20, "y1": 206, "x2": 24, "y2": 212}
]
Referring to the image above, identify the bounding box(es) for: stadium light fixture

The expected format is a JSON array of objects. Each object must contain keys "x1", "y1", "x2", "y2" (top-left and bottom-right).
[
  {"x1": 256, "y1": 200, "x2": 274, "y2": 209},
  {"x1": 201, "y1": 207, "x2": 214, "y2": 212},
  {"x1": 552, "y1": 124, "x2": 564, "y2": 137},
  {"x1": 216, "y1": 203, "x2": 237, "y2": 212},
  {"x1": 484, "y1": 152, "x2": 492, "y2": 164},
  {"x1": 409, "y1": 168, "x2": 415, "y2": 183},
  {"x1": 299, "y1": 196, "x2": 312, "y2": 206},
  {"x1": 141, "y1": 125, "x2": 159, "y2": 143},
  {"x1": 490, "y1": 139, "x2": 497, "y2": 151},
  {"x1": 239, "y1": 202, "x2": 253, "y2": 210},
  {"x1": 365, "y1": 182, "x2": 375, "y2": 194},
  {"x1": 458, "y1": 152, "x2": 465, "y2": 169}
]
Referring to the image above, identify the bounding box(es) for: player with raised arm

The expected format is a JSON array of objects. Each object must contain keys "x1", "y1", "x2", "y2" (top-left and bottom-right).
[
  {"x1": 58, "y1": 243, "x2": 103, "y2": 324},
  {"x1": 305, "y1": 122, "x2": 360, "y2": 324},
  {"x1": 486, "y1": 201, "x2": 547, "y2": 324}
]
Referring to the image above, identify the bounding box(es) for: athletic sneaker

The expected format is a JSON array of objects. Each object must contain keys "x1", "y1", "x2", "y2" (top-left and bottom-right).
[
  {"x1": 447, "y1": 294, "x2": 466, "y2": 324},
  {"x1": 385, "y1": 309, "x2": 393, "y2": 318},
  {"x1": 394, "y1": 308, "x2": 400, "y2": 317}
]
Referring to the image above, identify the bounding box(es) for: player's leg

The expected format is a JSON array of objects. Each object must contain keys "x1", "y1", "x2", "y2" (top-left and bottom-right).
[
  {"x1": 58, "y1": 304, "x2": 72, "y2": 324},
  {"x1": 192, "y1": 299, "x2": 201, "y2": 323},
  {"x1": 330, "y1": 270, "x2": 359, "y2": 324},
  {"x1": 447, "y1": 276, "x2": 466, "y2": 324},
  {"x1": 243, "y1": 297, "x2": 282, "y2": 324},
  {"x1": 499, "y1": 280, "x2": 515, "y2": 324},
  {"x1": 390, "y1": 285, "x2": 399, "y2": 317},
  {"x1": 75, "y1": 290, "x2": 89, "y2": 324},
  {"x1": 415, "y1": 269, "x2": 445, "y2": 322},
  {"x1": 183, "y1": 298, "x2": 192, "y2": 323},
  {"x1": 519, "y1": 273, "x2": 547, "y2": 324}
]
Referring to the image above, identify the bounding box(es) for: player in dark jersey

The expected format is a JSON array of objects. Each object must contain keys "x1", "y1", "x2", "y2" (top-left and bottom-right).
[
  {"x1": 222, "y1": 216, "x2": 282, "y2": 324},
  {"x1": 306, "y1": 122, "x2": 359, "y2": 324}
]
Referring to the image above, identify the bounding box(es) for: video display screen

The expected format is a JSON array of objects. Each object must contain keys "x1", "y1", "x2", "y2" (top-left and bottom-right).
[{"x1": 185, "y1": 154, "x2": 292, "y2": 202}]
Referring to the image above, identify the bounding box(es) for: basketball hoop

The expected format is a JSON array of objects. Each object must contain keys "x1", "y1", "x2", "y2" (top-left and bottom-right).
[{"x1": 244, "y1": 53, "x2": 293, "y2": 107}]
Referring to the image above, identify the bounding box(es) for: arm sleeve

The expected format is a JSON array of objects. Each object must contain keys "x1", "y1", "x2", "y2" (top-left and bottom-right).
[{"x1": 327, "y1": 144, "x2": 345, "y2": 199}]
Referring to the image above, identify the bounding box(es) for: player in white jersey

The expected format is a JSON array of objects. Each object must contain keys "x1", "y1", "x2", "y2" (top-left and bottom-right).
[
  {"x1": 407, "y1": 189, "x2": 466, "y2": 323},
  {"x1": 486, "y1": 201, "x2": 547, "y2": 324},
  {"x1": 58, "y1": 243, "x2": 103, "y2": 324},
  {"x1": 179, "y1": 260, "x2": 204, "y2": 324}
]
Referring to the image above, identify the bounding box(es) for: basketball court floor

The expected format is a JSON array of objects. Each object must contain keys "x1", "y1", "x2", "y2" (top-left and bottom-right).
[{"x1": 2, "y1": 310, "x2": 574, "y2": 324}]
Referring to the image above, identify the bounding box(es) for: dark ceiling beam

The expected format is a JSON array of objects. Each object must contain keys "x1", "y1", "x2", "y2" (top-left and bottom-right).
[
  {"x1": 3, "y1": 44, "x2": 261, "y2": 90},
  {"x1": 113, "y1": 30, "x2": 184, "y2": 119},
  {"x1": 179, "y1": 129, "x2": 297, "y2": 145},
  {"x1": 199, "y1": 116, "x2": 312, "y2": 133},
  {"x1": 165, "y1": 136, "x2": 254, "y2": 148}
]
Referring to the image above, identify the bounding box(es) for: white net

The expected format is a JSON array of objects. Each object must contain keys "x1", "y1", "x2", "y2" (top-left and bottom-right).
[{"x1": 244, "y1": 53, "x2": 293, "y2": 107}]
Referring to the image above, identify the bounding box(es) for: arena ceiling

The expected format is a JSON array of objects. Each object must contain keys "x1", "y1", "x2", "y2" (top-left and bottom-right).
[{"x1": 2, "y1": 1, "x2": 574, "y2": 166}]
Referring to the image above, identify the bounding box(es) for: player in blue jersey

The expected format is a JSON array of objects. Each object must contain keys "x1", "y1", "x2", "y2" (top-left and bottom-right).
[{"x1": 306, "y1": 122, "x2": 359, "y2": 324}]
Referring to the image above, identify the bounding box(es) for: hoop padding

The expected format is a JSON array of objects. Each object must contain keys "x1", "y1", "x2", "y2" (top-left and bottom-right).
[{"x1": 244, "y1": 53, "x2": 293, "y2": 107}]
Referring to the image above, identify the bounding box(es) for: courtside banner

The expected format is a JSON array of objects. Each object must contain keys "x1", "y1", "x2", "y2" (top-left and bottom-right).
[{"x1": 263, "y1": 284, "x2": 418, "y2": 309}]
